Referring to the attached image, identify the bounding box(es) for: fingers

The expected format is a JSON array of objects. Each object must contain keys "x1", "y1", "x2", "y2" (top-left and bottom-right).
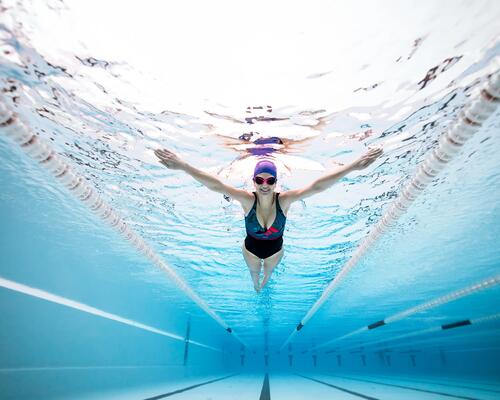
[
  {"x1": 154, "y1": 148, "x2": 173, "y2": 167},
  {"x1": 367, "y1": 146, "x2": 383, "y2": 156},
  {"x1": 365, "y1": 147, "x2": 383, "y2": 161},
  {"x1": 154, "y1": 148, "x2": 172, "y2": 155},
  {"x1": 154, "y1": 148, "x2": 175, "y2": 162},
  {"x1": 154, "y1": 149, "x2": 163, "y2": 158},
  {"x1": 154, "y1": 148, "x2": 171, "y2": 158},
  {"x1": 356, "y1": 146, "x2": 383, "y2": 169},
  {"x1": 154, "y1": 148, "x2": 184, "y2": 170}
]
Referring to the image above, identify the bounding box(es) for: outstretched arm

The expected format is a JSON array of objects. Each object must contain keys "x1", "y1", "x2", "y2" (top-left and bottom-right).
[
  {"x1": 154, "y1": 148, "x2": 252, "y2": 204},
  {"x1": 281, "y1": 147, "x2": 383, "y2": 205}
]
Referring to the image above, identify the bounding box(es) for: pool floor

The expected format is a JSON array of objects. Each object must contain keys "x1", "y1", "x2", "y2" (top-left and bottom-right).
[{"x1": 79, "y1": 373, "x2": 500, "y2": 400}]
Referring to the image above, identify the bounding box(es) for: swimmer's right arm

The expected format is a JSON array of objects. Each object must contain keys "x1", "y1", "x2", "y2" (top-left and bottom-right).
[{"x1": 154, "y1": 149, "x2": 252, "y2": 203}]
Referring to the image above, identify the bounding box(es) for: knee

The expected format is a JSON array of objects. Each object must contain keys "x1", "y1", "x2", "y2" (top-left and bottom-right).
[
  {"x1": 263, "y1": 259, "x2": 279, "y2": 271},
  {"x1": 262, "y1": 266, "x2": 273, "y2": 278}
]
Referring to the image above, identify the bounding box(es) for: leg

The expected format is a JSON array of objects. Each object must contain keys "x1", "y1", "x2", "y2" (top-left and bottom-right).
[
  {"x1": 261, "y1": 247, "x2": 284, "y2": 289},
  {"x1": 242, "y1": 242, "x2": 263, "y2": 292}
]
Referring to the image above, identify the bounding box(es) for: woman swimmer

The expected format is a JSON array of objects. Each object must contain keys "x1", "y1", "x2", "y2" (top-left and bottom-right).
[{"x1": 154, "y1": 147, "x2": 383, "y2": 292}]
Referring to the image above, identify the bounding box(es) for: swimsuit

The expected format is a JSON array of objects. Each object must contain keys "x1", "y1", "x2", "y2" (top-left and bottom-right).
[
  {"x1": 244, "y1": 192, "x2": 287, "y2": 259},
  {"x1": 253, "y1": 137, "x2": 284, "y2": 145}
]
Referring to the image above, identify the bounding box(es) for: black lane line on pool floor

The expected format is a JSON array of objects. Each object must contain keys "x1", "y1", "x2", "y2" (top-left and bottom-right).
[
  {"x1": 296, "y1": 374, "x2": 379, "y2": 400},
  {"x1": 259, "y1": 373, "x2": 271, "y2": 400},
  {"x1": 357, "y1": 374, "x2": 500, "y2": 395},
  {"x1": 328, "y1": 375, "x2": 481, "y2": 400},
  {"x1": 143, "y1": 374, "x2": 238, "y2": 400}
]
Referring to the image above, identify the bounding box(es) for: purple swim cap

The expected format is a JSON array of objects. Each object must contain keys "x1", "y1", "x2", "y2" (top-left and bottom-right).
[{"x1": 253, "y1": 160, "x2": 277, "y2": 178}]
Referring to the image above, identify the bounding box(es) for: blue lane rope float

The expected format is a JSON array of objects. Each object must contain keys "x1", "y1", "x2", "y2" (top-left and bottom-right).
[
  {"x1": 280, "y1": 71, "x2": 500, "y2": 351},
  {"x1": 0, "y1": 95, "x2": 247, "y2": 348},
  {"x1": 441, "y1": 320, "x2": 471, "y2": 330}
]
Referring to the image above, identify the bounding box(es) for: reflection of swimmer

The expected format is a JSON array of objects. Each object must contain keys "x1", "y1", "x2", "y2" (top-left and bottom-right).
[
  {"x1": 154, "y1": 147, "x2": 383, "y2": 292},
  {"x1": 253, "y1": 136, "x2": 284, "y2": 145},
  {"x1": 214, "y1": 132, "x2": 319, "y2": 178},
  {"x1": 205, "y1": 105, "x2": 326, "y2": 128},
  {"x1": 216, "y1": 125, "x2": 375, "y2": 183},
  {"x1": 216, "y1": 131, "x2": 317, "y2": 158},
  {"x1": 349, "y1": 128, "x2": 373, "y2": 141},
  {"x1": 244, "y1": 116, "x2": 288, "y2": 124}
]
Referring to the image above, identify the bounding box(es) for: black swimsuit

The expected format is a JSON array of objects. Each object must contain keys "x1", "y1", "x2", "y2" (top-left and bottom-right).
[{"x1": 244, "y1": 192, "x2": 287, "y2": 259}]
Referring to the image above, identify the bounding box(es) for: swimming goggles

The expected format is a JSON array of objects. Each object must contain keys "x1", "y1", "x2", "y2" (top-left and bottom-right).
[{"x1": 254, "y1": 176, "x2": 277, "y2": 185}]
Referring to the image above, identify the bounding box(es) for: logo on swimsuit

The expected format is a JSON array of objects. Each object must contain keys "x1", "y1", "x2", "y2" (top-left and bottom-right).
[{"x1": 263, "y1": 227, "x2": 278, "y2": 236}]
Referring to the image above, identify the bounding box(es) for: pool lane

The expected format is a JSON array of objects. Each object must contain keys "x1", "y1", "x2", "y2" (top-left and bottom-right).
[
  {"x1": 156, "y1": 374, "x2": 263, "y2": 399},
  {"x1": 71, "y1": 374, "x2": 241, "y2": 400},
  {"x1": 143, "y1": 374, "x2": 238, "y2": 399},
  {"x1": 295, "y1": 374, "x2": 483, "y2": 400},
  {"x1": 74, "y1": 373, "x2": 499, "y2": 399},
  {"x1": 269, "y1": 373, "x2": 376, "y2": 400},
  {"x1": 296, "y1": 374, "x2": 379, "y2": 399},
  {"x1": 324, "y1": 374, "x2": 497, "y2": 400},
  {"x1": 362, "y1": 374, "x2": 500, "y2": 394}
]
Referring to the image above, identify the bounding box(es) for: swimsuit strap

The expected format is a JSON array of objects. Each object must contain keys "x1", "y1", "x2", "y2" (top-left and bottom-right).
[
  {"x1": 251, "y1": 192, "x2": 257, "y2": 211},
  {"x1": 276, "y1": 192, "x2": 283, "y2": 214}
]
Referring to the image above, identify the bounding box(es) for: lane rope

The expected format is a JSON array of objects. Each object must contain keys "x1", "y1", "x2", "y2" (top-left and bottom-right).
[
  {"x1": 313, "y1": 274, "x2": 500, "y2": 351},
  {"x1": 0, "y1": 95, "x2": 247, "y2": 348},
  {"x1": 280, "y1": 71, "x2": 500, "y2": 351}
]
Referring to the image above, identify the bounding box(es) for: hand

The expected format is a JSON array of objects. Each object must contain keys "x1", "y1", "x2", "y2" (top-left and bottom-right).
[
  {"x1": 352, "y1": 147, "x2": 383, "y2": 170},
  {"x1": 154, "y1": 148, "x2": 186, "y2": 170}
]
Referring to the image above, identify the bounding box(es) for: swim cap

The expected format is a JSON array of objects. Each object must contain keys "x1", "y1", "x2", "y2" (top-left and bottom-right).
[{"x1": 253, "y1": 160, "x2": 277, "y2": 178}]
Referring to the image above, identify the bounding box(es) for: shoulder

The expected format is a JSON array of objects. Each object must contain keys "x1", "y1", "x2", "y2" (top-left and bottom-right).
[
  {"x1": 279, "y1": 189, "x2": 301, "y2": 205},
  {"x1": 221, "y1": 184, "x2": 254, "y2": 211},
  {"x1": 280, "y1": 183, "x2": 319, "y2": 206},
  {"x1": 277, "y1": 190, "x2": 296, "y2": 215},
  {"x1": 240, "y1": 191, "x2": 255, "y2": 215},
  {"x1": 279, "y1": 185, "x2": 316, "y2": 213}
]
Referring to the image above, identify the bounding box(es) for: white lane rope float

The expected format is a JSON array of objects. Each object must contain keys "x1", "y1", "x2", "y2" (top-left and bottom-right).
[
  {"x1": 313, "y1": 274, "x2": 500, "y2": 351},
  {"x1": 0, "y1": 276, "x2": 221, "y2": 352},
  {"x1": 280, "y1": 71, "x2": 500, "y2": 351},
  {"x1": 0, "y1": 96, "x2": 247, "y2": 348}
]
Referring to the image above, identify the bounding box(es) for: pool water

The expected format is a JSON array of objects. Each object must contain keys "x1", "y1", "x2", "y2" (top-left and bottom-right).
[{"x1": 1, "y1": 0, "x2": 499, "y2": 399}]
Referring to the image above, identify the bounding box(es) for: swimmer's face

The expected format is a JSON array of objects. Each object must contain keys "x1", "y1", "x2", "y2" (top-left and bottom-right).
[{"x1": 253, "y1": 173, "x2": 276, "y2": 194}]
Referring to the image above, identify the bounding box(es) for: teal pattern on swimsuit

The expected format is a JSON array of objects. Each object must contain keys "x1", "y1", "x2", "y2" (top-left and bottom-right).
[{"x1": 245, "y1": 192, "x2": 287, "y2": 240}]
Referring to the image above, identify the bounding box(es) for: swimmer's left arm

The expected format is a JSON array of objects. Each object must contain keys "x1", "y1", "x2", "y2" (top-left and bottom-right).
[
  {"x1": 281, "y1": 163, "x2": 355, "y2": 204},
  {"x1": 281, "y1": 147, "x2": 383, "y2": 205}
]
